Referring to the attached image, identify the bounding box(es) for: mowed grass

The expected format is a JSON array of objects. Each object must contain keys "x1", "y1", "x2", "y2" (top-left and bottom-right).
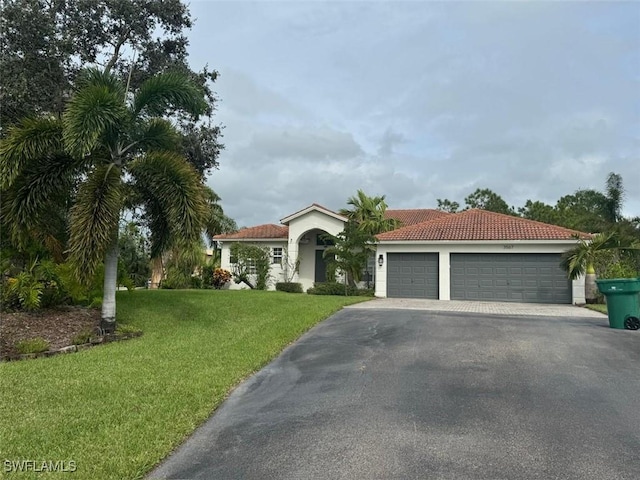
[
  {"x1": 585, "y1": 304, "x2": 608, "y2": 314},
  {"x1": 0, "y1": 290, "x2": 368, "y2": 479}
]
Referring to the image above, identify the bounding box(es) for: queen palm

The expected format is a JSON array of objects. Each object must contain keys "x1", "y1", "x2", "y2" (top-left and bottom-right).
[{"x1": 0, "y1": 68, "x2": 209, "y2": 332}]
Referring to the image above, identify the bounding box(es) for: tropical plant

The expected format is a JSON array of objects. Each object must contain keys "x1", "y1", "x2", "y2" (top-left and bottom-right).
[
  {"x1": 561, "y1": 232, "x2": 640, "y2": 303},
  {"x1": 0, "y1": 68, "x2": 209, "y2": 331},
  {"x1": 1, "y1": 258, "x2": 66, "y2": 311},
  {"x1": 229, "y1": 243, "x2": 271, "y2": 290},
  {"x1": 323, "y1": 222, "x2": 376, "y2": 288},
  {"x1": 211, "y1": 268, "x2": 232, "y2": 289},
  {"x1": 339, "y1": 189, "x2": 401, "y2": 235},
  {"x1": 203, "y1": 187, "x2": 237, "y2": 242}
]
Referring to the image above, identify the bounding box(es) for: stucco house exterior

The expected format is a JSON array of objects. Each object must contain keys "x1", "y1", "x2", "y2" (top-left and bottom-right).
[{"x1": 213, "y1": 203, "x2": 590, "y2": 304}]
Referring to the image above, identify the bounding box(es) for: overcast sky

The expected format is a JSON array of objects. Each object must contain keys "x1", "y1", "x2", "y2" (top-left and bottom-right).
[{"x1": 186, "y1": 1, "x2": 640, "y2": 228}]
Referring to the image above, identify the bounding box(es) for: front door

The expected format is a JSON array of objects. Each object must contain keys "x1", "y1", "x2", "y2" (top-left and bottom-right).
[{"x1": 315, "y1": 250, "x2": 332, "y2": 283}]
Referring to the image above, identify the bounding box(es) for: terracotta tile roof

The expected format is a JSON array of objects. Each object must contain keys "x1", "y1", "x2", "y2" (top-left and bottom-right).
[
  {"x1": 213, "y1": 224, "x2": 289, "y2": 240},
  {"x1": 377, "y1": 209, "x2": 591, "y2": 241},
  {"x1": 384, "y1": 209, "x2": 451, "y2": 226}
]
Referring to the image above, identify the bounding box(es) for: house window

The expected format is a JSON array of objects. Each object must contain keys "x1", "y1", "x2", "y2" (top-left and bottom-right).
[
  {"x1": 272, "y1": 247, "x2": 283, "y2": 265},
  {"x1": 230, "y1": 253, "x2": 256, "y2": 273},
  {"x1": 247, "y1": 260, "x2": 257, "y2": 274}
]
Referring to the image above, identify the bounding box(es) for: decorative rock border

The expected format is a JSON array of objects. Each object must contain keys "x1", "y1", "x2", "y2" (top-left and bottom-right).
[{"x1": 1, "y1": 331, "x2": 143, "y2": 362}]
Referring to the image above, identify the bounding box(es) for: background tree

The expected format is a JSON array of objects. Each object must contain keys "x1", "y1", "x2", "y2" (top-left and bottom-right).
[
  {"x1": 517, "y1": 200, "x2": 560, "y2": 225},
  {"x1": 554, "y1": 189, "x2": 609, "y2": 233},
  {"x1": 118, "y1": 222, "x2": 151, "y2": 288},
  {"x1": 464, "y1": 188, "x2": 515, "y2": 215},
  {"x1": 436, "y1": 198, "x2": 460, "y2": 213},
  {"x1": 603, "y1": 172, "x2": 624, "y2": 224},
  {"x1": 1, "y1": 69, "x2": 209, "y2": 332}
]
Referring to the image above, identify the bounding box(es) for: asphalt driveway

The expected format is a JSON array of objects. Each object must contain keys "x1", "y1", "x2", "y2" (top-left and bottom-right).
[{"x1": 150, "y1": 308, "x2": 640, "y2": 480}]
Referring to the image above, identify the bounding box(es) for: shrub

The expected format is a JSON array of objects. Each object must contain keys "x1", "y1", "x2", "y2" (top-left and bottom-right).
[
  {"x1": 1, "y1": 259, "x2": 68, "y2": 312},
  {"x1": 275, "y1": 282, "x2": 303, "y2": 293},
  {"x1": 307, "y1": 282, "x2": 346, "y2": 296},
  {"x1": 161, "y1": 267, "x2": 191, "y2": 289},
  {"x1": 15, "y1": 337, "x2": 49, "y2": 354},
  {"x1": 89, "y1": 296, "x2": 102, "y2": 309},
  {"x1": 601, "y1": 261, "x2": 638, "y2": 279},
  {"x1": 190, "y1": 276, "x2": 203, "y2": 289},
  {"x1": 212, "y1": 268, "x2": 232, "y2": 289},
  {"x1": 56, "y1": 262, "x2": 103, "y2": 306},
  {"x1": 307, "y1": 282, "x2": 375, "y2": 297},
  {"x1": 72, "y1": 330, "x2": 94, "y2": 345}
]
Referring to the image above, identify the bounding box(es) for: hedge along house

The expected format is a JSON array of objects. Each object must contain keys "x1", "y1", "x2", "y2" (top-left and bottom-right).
[
  {"x1": 214, "y1": 204, "x2": 591, "y2": 304},
  {"x1": 375, "y1": 209, "x2": 591, "y2": 304}
]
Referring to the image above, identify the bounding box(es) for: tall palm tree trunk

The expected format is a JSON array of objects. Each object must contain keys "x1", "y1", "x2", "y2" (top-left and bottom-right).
[
  {"x1": 101, "y1": 240, "x2": 119, "y2": 333},
  {"x1": 585, "y1": 264, "x2": 598, "y2": 304},
  {"x1": 150, "y1": 256, "x2": 163, "y2": 289}
]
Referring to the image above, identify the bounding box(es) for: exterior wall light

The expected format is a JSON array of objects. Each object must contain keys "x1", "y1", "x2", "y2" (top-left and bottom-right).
[{"x1": 378, "y1": 254, "x2": 384, "y2": 267}]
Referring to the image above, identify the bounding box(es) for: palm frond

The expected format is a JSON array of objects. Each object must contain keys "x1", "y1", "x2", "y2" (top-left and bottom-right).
[
  {"x1": 1, "y1": 152, "x2": 81, "y2": 255},
  {"x1": 132, "y1": 71, "x2": 208, "y2": 118},
  {"x1": 68, "y1": 164, "x2": 124, "y2": 284},
  {"x1": 202, "y1": 185, "x2": 237, "y2": 240},
  {"x1": 129, "y1": 151, "x2": 207, "y2": 253},
  {"x1": 0, "y1": 117, "x2": 64, "y2": 188},
  {"x1": 561, "y1": 232, "x2": 619, "y2": 280},
  {"x1": 135, "y1": 118, "x2": 181, "y2": 152},
  {"x1": 63, "y1": 83, "x2": 129, "y2": 158},
  {"x1": 144, "y1": 199, "x2": 172, "y2": 259},
  {"x1": 75, "y1": 68, "x2": 126, "y2": 98}
]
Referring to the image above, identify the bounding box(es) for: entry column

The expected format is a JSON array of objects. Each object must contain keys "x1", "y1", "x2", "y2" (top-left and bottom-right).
[{"x1": 439, "y1": 250, "x2": 451, "y2": 300}]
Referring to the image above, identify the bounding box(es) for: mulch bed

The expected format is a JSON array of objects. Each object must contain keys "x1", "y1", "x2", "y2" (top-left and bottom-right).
[{"x1": 0, "y1": 306, "x2": 101, "y2": 359}]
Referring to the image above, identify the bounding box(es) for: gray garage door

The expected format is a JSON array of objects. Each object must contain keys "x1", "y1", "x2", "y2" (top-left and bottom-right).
[
  {"x1": 387, "y1": 253, "x2": 439, "y2": 299},
  {"x1": 450, "y1": 253, "x2": 571, "y2": 304}
]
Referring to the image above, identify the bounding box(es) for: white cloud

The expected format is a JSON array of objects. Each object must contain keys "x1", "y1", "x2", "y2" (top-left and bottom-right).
[{"x1": 191, "y1": 1, "x2": 640, "y2": 227}]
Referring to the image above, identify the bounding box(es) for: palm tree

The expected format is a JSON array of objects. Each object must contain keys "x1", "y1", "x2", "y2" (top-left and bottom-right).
[
  {"x1": 339, "y1": 189, "x2": 401, "y2": 235},
  {"x1": 0, "y1": 68, "x2": 209, "y2": 332}
]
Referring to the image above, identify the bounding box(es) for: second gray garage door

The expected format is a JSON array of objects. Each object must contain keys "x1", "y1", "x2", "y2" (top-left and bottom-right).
[
  {"x1": 450, "y1": 253, "x2": 571, "y2": 304},
  {"x1": 387, "y1": 253, "x2": 438, "y2": 299}
]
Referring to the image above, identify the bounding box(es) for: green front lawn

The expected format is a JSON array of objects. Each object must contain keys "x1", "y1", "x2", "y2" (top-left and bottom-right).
[{"x1": 0, "y1": 290, "x2": 367, "y2": 479}]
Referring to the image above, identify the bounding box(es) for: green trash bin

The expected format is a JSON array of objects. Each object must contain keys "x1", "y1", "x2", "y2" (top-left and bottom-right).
[{"x1": 595, "y1": 278, "x2": 640, "y2": 330}]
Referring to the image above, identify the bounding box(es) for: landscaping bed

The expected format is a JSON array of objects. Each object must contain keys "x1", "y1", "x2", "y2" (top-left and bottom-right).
[{"x1": 0, "y1": 306, "x2": 100, "y2": 359}]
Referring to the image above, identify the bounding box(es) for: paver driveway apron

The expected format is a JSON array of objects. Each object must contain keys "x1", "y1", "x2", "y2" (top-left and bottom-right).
[
  {"x1": 344, "y1": 298, "x2": 607, "y2": 317},
  {"x1": 149, "y1": 302, "x2": 639, "y2": 480}
]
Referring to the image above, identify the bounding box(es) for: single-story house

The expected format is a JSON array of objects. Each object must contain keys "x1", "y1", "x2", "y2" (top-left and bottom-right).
[{"x1": 213, "y1": 203, "x2": 590, "y2": 304}]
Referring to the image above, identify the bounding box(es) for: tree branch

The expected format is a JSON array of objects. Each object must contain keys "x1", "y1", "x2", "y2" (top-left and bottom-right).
[{"x1": 103, "y1": 29, "x2": 131, "y2": 74}]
